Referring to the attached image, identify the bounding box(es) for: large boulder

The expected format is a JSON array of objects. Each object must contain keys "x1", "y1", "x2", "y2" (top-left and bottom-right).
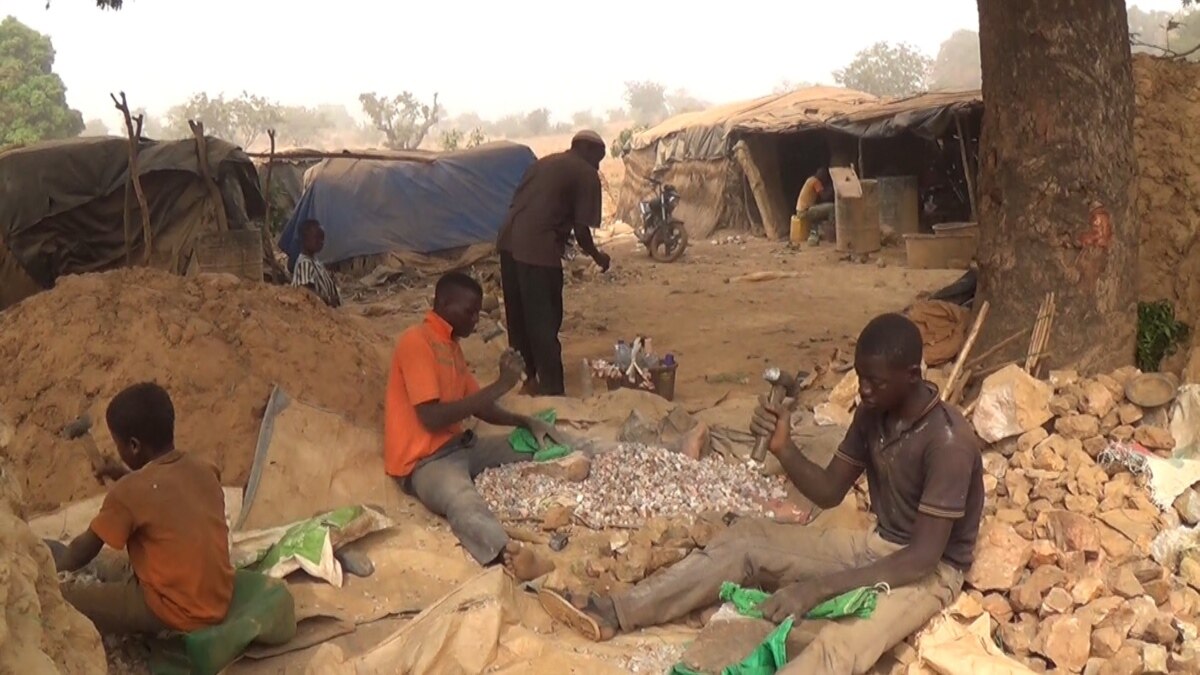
[{"x1": 0, "y1": 471, "x2": 104, "y2": 674}]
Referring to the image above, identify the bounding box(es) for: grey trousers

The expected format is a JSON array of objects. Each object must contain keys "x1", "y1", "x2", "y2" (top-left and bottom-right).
[
  {"x1": 403, "y1": 432, "x2": 529, "y2": 564},
  {"x1": 803, "y1": 203, "x2": 835, "y2": 225}
]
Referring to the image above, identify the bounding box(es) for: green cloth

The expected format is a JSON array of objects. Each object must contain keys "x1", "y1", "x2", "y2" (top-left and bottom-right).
[
  {"x1": 718, "y1": 582, "x2": 880, "y2": 621},
  {"x1": 149, "y1": 570, "x2": 297, "y2": 675},
  {"x1": 508, "y1": 409, "x2": 572, "y2": 461},
  {"x1": 719, "y1": 582, "x2": 771, "y2": 619},
  {"x1": 671, "y1": 583, "x2": 882, "y2": 674},
  {"x1": 670, "y1": 617, "x2": 794, "y2": 675}
]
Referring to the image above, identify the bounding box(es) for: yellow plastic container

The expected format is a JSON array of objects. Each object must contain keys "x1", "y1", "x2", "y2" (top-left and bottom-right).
[{"x1": 789, "y1": 214, "x2": 811, "y2": 245}]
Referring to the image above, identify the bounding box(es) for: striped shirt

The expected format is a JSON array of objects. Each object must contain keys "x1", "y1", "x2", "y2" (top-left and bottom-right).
[{"x1": 292, "y1": 253, "x2": 341, "y2": 307}]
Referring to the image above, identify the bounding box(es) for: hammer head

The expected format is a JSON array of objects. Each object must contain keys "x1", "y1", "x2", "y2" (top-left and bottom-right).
[{"x1": 762, "y1": 368, "x2": 799, "y2": 395}]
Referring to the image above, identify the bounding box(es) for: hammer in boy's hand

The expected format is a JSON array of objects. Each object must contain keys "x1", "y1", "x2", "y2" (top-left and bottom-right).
[{"x1": 751, "y1": 368, "x2": 799, "y2": 463}]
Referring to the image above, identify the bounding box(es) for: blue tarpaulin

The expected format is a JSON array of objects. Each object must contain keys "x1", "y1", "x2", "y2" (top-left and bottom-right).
[{"x1": 278, "y1": 142, "x2": 536, "y2": 266}]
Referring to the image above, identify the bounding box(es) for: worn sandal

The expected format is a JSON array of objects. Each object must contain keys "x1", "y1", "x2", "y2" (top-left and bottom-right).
[{"x1": 537, "y1": 588, "x2": 616, "y2": 642}]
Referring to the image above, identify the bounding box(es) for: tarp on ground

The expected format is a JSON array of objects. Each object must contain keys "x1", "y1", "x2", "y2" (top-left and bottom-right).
[
  {"x1": 277, "y1": 142, "x2": 536, "y2": 266},
  {"x1": 0, "y1": 136, "x2": 265, "y2": 310}
]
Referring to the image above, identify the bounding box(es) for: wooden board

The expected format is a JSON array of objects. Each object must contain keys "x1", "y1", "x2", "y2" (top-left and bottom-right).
[{"x1": 829, "y1": 166, "x2": 863, "y2": 199}]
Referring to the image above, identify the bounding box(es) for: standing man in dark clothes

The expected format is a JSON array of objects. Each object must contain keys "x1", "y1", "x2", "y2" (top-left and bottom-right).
[
  {"x1": 538, "y1": 313, "x2": 985, "y2": 674},
  {"x1": 496, "y1": 130, "x2": 611, "y2": 396}
]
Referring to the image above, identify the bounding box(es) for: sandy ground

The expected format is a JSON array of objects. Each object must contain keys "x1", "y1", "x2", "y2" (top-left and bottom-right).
[
  {"x1": 357, "y1": 238, "x2": 961, "y2": 408},
  {"x1": 74, "y1": 236, "x2": 961, "y2": 674}
]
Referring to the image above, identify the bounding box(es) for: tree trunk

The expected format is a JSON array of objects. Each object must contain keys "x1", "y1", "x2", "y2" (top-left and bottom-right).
[{"x1": 975, "y1": 0, "x2": 1138, "y2": 374}]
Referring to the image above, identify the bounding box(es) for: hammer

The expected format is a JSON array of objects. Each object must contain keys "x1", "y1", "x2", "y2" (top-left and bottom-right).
[{"x1": 751, "y1": 367, "x2": 798, "y2": 463}]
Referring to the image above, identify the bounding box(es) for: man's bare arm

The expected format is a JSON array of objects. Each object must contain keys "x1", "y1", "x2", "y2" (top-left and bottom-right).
[
  {"x1": 49, "y1": 529, "x2": 104, "y2": 573},
  {"x1": 415, "y1": 382, "x2": 512, "y2": 431},
  {"x1": 761, "y1": 514, "x2": 953, "y2": 622},
  {"x1": 573, "y1": 222, "x2": 602, "y2": 259},
  {"x1": 819, "y1": 514, "x2": 951, "y2": 592},
  {"x1": 475, "y1": 401, "x2": 530, "y2": 429},
  {"x1": 773, "y1": 440, "x2": 863, "y2": 509}
]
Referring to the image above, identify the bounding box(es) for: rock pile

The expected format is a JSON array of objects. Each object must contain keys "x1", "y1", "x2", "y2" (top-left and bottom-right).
[
  {"x1": 958, "y1": 365, "x2": 1200, "y2": 673},
  {"x1": 476, "y1": 444, "x2": 789, "y2": 528}
]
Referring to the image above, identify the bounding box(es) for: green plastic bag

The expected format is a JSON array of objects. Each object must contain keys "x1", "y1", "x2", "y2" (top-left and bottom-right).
[
  {"x1": 149, "y1": 570, "x2": 296, "y2": 675},
  {"x1": 252, "y1": 505, "x2": 363, "y2": 576},
  {"x1": 508, "y1": 409, "x2": 572, "y2": 461},
  {"x1": 718, "y1": 581, "x2": 880, "y2": 621},
  {"x1": 671, "y1": 617, "x2": 794, "y2": 675}
]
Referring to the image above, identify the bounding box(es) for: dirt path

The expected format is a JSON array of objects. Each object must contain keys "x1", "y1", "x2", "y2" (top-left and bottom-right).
[{"x1": 358, "y1": 239, "x2": 961, "y2": 408}]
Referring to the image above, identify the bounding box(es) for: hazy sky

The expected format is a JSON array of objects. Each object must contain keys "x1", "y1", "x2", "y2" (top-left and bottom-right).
[{"x1": 3, "y1": 0, "x2": 1188, "y2": 128}]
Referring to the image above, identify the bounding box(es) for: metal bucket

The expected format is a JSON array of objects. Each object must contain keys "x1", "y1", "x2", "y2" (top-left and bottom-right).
[
  {"x1": 835, "y1": 179, "x2": 881, "y2": 254},
  {"x1": 876, "y1": 176, "x2": 919, "y2": 236}
]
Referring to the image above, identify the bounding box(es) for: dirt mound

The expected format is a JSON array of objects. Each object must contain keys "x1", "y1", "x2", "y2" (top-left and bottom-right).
[
  {"x1": 0, "y1": 472, "x2": 105, "y2": 673},
  {"x1": 0, "y1": 269, "x2": 390, "y2": 514},
  {"x1": 1131, "y1": 55, "x2": 1200, "y2": 376}
]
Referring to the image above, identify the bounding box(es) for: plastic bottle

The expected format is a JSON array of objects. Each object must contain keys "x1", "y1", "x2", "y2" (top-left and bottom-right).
[
  {"x1": 580, "y1": 358, "x2": 593, "y2": 398},
  {"x1": 615, "y1": 340, "x2": 632, "y2": 371},
  {"x1": 643, "y1": 338, "x2": 657, "y2": 367},
  {"x1": 663, "y1": 353, "x2": 676, "y2": 367}
]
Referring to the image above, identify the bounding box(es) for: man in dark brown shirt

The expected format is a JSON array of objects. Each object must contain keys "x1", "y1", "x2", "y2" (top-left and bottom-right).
[
  {"x1": 538, "y1": 313, "x2": 984, "y2": 674},
  {"x1": 495, "y1": 130, "x2": 611, "y2": 396}
]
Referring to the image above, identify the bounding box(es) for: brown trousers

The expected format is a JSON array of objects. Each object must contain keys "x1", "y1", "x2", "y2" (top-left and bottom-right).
[
  {"x1": 60, "y1": 554, "x2": 169, "y2": 635},
  {"x1": 611, "y1": 519, "x2": 964, "y2": 675}
]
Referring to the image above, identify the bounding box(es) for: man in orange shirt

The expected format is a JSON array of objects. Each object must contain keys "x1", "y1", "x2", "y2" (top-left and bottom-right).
[
  {"x1": 386, "y1": 272, "x2": 568, "y2": 564},
  {"x1": 796, "y1": 167, "x2": 834, "y2": 242},
  {"x1": 46, "y1": 382, "x2": 234, "y2": 634}
]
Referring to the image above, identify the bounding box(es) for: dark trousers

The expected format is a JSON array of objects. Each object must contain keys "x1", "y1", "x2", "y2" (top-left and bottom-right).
[
  {"x1": 401, "y1": 431, "x2": 529, "y2": 564},
  {"x1": 499, "y1": 251, "x2": 565, "y2": 396}
]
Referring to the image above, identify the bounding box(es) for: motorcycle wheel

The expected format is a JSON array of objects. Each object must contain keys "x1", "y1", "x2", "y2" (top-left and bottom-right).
[{"x1": 648, "y1": 221, "x2": 689, "y2": 262}]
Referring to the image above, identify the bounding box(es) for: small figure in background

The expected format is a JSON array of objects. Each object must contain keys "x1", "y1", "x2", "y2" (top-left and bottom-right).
[
  {"x1": 796, "y1": 168, "x2": 835, "y2": 245},
  {"x1": 292, "y1": 219, "x2": 341, "y2": 308}
]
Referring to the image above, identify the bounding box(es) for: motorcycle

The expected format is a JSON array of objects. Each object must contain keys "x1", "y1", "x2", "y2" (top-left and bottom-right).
[{"x1": 635, "y1": 176, "x2": 689, "y2": 262}]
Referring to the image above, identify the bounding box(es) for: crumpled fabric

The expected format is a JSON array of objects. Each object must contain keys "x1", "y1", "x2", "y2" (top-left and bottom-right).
[
  {"x1": 671, "y1": 617, "x2": 794, "y2": 675},
  {"x1": 718, "y1": 581, "x2": 881, "y2": 620},
  {"x1": 508, "y1": 409, "x2": 572, "y2": 461}
]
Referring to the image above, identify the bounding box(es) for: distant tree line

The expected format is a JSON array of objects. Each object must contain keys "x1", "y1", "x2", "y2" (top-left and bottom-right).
[{"x1": 30, "y1": 5, "x2": 1200, "y2": 153}]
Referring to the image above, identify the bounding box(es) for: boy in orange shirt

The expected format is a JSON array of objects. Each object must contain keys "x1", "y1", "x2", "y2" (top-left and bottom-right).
[
  {"x1": 47, "y1": 382, "x2": 234, "y2": 634},
  {"x1": 386, "y1": 272, "x2": 568, "y2": 565}
]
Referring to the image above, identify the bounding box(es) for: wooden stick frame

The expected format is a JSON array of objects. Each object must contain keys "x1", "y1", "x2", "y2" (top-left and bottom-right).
[{"x1": 111, "y1": 92, "x2": 152, "y2": 264}]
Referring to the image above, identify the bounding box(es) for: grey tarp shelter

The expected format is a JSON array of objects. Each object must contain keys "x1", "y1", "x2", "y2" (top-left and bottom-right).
[{"x1": 0, "y1": 136, "x2": 265, "y2": 310}]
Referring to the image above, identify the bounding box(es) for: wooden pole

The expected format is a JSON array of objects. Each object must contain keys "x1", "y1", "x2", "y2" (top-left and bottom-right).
[
  {"x1": 942, "y1": 300, "x2": 990, "y2": 402},
  {"x1": 187, "y1": 120, "x2": 229, "y2": 233},
  {"x1": 122, "y1": 162, "x2": 132, "y2": 266},
  {"x1": 955, "y1": 112, "x2": 979, "y2": 223},
  {"x1": 259, "y1": 128, "x2": 288, "y2": 282},
  {"x1": 111, "y1": 92, "x2": 153, "y2": 264},
  {"x1": 262, "y1": 128, "x2": 276, "y2": 233},
  {"x1": 732, "y1": 139, "x2": 785, "y2": 240},
  {"x1": 243, "y1": 149, "x2": 435, "y2": 163}
]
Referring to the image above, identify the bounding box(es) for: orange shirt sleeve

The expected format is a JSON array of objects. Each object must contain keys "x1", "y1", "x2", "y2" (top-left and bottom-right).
[
  {"x1": 89, "y1": 487, "x2": 136, "y2": 550},
  {"x1": 396, "y1": 330, "x2": 443, "y2": 406}
]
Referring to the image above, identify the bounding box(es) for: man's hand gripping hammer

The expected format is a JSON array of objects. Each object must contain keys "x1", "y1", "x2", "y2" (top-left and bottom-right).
[{"x1": 751, "y1": 367, "x2": 799, "y2": 463}]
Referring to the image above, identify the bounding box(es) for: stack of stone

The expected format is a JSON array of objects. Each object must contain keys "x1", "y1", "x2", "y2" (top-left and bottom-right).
[{"x1": 953, "y1": 364, "x2": 1197, "y2": 674}]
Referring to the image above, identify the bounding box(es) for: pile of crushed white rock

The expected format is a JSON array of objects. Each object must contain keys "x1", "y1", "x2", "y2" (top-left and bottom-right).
[{"x1": 476, "y1": 444, "x2": 789, "y2": 528}]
